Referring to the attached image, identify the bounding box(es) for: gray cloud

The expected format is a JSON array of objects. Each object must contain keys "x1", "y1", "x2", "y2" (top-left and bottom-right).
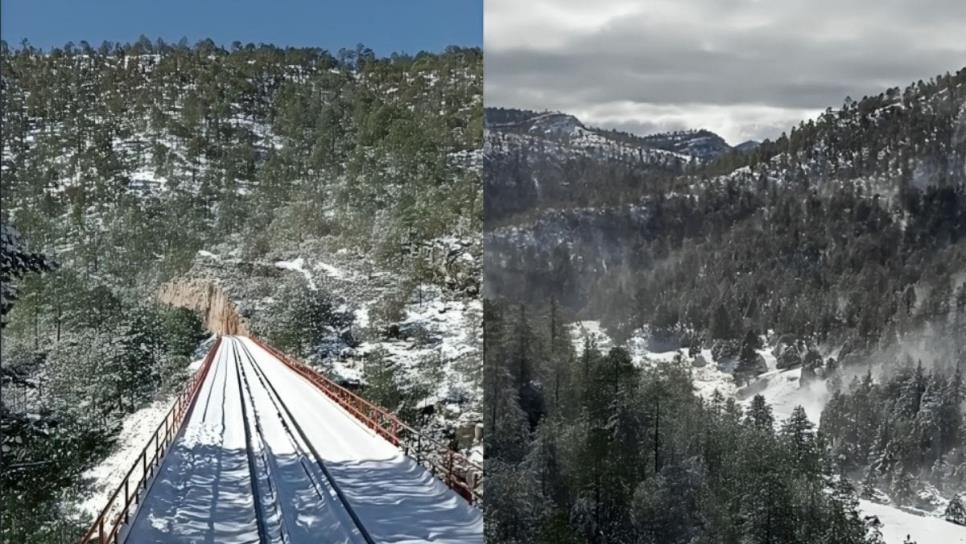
[{"x1": 485, "y1": 0, "x2": 966, "y2": 143}]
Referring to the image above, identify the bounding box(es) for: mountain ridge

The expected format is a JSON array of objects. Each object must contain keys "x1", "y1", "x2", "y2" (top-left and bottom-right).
[
  {"x1": 486, "y1": 106, "x2": 736, "y2": 161},
  {"x1": 484, "y1": 66, "x2": 966, "y2": 544}
]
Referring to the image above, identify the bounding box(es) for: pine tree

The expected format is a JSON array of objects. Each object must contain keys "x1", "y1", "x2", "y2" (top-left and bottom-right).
[
  {"x1": 780, "y1": 405, "x2": 817, "y2": 474},
  {"x1": 865, "y1": 517, "x2": 886, "y2": 544},
  {"x1": 946, "y1": 494, "x2": 966, "y2": 526},
  {"x1": 746, "y1": 394, "x2": 774, "y2": 431},
  {"x1": 860, "y1": 466, "x2": 878, "y2": 500},
  {"x1": 117, "y1": 306, "x2": 164, "y2": 410},
  {"x1": 709, "y1": 303, "x2": 735, "y2": 340},
  {"x1": 362, "y1": 348, "x2": 405, "y2": 412},
  {"x1": 736, "y1": 329, "x2": 764, "y2": 382},
  {"x1": 0, "y1": 224, "x2": 55, "y2": 325},
  {"x1": 823, "y1": 478, "x2": 869, "y2": 544}
]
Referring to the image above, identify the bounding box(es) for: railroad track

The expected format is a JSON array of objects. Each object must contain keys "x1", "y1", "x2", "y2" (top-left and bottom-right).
[
  {"x1": 95, "y1": 336, "x2": 482, "y2": 544},
  {"x1": 233, "y1": 337, "x2": 374, "y2": 544}
]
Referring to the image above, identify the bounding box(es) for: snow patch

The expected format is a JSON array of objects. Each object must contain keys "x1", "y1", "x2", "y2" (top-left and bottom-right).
[
  {"x1": 275, "y1": 257, "x2": 317, "y2": 291},
  {"x1": 314, "y1": 261, "x2": 348, "y2": 280},
  {"x1": 860, "y1": 500, "x2": 966, "y2": 544},
  {"x1": 569, "y1": 321, "x2": 614, "y2": 353},
  {"x1": 741, "y1": 367, "x2": 829, "y2": 421},
  {"x1": 76, "y1": 398, "x2": 173, "y2": 518},
  {"x1": 354, "y1": 306, "x2": 370, "y2": 329}
]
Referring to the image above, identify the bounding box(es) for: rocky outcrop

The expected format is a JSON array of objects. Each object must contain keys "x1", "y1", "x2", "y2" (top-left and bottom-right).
[{"x1": 158, "y1": 279, "x2": 248, "y2": 335}]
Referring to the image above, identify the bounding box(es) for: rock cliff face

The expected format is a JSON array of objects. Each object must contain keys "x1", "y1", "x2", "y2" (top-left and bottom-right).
[{"x1": 158, "y1": 279, "x2": 248, "y2": 336}]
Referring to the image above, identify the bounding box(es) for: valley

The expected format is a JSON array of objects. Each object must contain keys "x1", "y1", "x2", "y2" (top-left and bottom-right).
[{"x1": 483, "y1": 69, "x2": 966, "y2": 543}]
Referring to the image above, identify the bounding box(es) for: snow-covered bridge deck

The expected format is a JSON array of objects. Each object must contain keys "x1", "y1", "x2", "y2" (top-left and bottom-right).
[{"x1": 120, "y1": 336, "x2": 482, "y2": 543}]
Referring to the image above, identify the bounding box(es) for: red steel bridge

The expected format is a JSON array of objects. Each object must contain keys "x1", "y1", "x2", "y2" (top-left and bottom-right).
[{"x1": 79, "y1": 336, "x2": 482, "y2": 544}]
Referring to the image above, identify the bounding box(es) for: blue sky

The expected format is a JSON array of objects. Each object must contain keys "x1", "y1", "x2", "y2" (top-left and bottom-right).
[{"x1": 1, "y1": 0, "x2": 482, "y2": 55}]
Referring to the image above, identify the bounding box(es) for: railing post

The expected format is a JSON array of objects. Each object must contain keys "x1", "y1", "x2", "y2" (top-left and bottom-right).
[{"x1": 98, "y1": 518, "x2": 104, "y2": 544}]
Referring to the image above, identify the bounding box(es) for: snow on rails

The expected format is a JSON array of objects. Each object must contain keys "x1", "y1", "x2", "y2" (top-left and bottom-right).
[{"x1": 81, "y1": 336, "x2": 482, "y2": 544}]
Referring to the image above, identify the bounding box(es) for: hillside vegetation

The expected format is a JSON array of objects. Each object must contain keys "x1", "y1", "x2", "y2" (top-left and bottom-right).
[
  {"x1": 1, "y1": 38, "x2": 481, "y2": 542},
  {"x1": 484, "y1": 69, "x2": 966, "y2": 543}
]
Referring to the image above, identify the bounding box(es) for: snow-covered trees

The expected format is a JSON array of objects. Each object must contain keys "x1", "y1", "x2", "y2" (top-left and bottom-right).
[
  {"x1": 2, "y1": 37, "x2": 482, "y2": 542},
  {"x1": 2, "y1": 282, "x2": 204, "y2": 540},
  {"x1": 781, "y1": 405, "x2": 818, "y2": 475},
  {"x1": 630, "y1": 458, "x2": 705, "y2": 544},
  {"x1": 0, "y1": 224, "x2": 55, "y2": 325},
  {"x1": 822, "y1": 478, "x2": 870, "y2": 544},
  {"x1": 485, "y1": 301, "x2": 873, "y2": 543},
  {"x1": 735, "y1": 330, "x2": 765, "y2": 384},
  {"x1": 746, "y1": 394, "x2": 775, "y2": 431},
  {"x1": 821, "y1": 364, "x2": 966, "y2": 510},
  {"x1": 947, "y1": 494, "x2": 966, "y2": 526},
  {"x1": 486, "y1": 69, "x2": 966, "y2": 365},
  {"x1": 360, "y1": 347, "x2": 429, "y2": 421}
]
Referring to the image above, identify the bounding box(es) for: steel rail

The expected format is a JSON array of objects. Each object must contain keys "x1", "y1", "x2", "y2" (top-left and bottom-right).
[
  {"x1": 247, "y1": 336, "x2": 483, "y2": 505},
  {"x1": 80, "y1": 337, "x2": 223, "y2": 544},
  {"x1": 231, "y1": 337, "x2": 293, "y2": 544},
  {"x1": 235, "y1": 338, "x2": 376, "y2": 544},
  {"x1": 231, "y1": 339, "x2": 272, "y2": 544}
]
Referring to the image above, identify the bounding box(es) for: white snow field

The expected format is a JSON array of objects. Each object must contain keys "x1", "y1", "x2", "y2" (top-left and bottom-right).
[
  {"x1": 78, "y1": 398, "x2": 174, "y2": 519},
  {"x1": 125, "y1": 337, "x2": 482, "y2": 543},
  {"x1": 860, "y1": 500, "x2": 966, "y2": 544}
]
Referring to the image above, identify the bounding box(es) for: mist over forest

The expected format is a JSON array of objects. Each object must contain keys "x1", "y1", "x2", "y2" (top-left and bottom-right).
[{"x1": 484, "y1": 69, "x2": 966, "y2": 543}]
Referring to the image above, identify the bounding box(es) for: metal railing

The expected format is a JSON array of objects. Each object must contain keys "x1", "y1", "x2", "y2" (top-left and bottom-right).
[
  {"x1": 249, "y1": 336, "x2": 484, "y2": 505},
  {"x1": 79, "y1": 337, "x2": 223, "y2": 544}
]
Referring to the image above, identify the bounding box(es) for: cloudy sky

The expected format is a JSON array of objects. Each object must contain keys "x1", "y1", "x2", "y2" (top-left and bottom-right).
[{"x1": 486, "y1": 0, "x2": 966, "y2": 144}]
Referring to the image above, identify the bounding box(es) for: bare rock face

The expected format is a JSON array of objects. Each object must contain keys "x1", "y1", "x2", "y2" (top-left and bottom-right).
[{"x1": 158, "y1": 279, "x2": 248, "y2": 335}]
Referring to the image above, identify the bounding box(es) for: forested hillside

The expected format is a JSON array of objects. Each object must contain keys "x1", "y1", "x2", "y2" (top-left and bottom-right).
[
  {"x1": 484, "y1": 108, "x2": 694, "y2": 224},
  {"x1": 3, "y1": 38, "x2": 481, "y2": 273},
  {"x1": 484, "y1": 69, "x2": 966, "y2": 542},
  {"x1": 486, "y1": 304, "x2": 878, "y2": 543},
  {"x1": 1, "y1": 38, "x2": 482, "y2": 542},
  {"x1": 486, "y1": 70, "x2": 965, "y2": 341}
]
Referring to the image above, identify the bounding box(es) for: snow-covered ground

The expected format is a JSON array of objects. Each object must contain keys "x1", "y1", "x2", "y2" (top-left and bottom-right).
[
  {"x1": 742, "y1": 366, "x2": 829, "y2": 421},
  {"x1": 125, "y1": 337, "x2": 482, "y2": 543},
  {"x1": 570, "y1": 322, "x2": 740, "y2": 401},
  {"x1": 76, "y1": 398, "x2": 174, "y2": 519},
  {"x1": 568, "y1": 322, "x2": 829, "y2": 420},
  {"x1": 353, "y1": 286, "x2": 482, "y2": 408},
  {"x1": 275, "y1": 257, "x2": 318, "y2": 290},
  {"x1": 568, "y1": 320, "x2": 966, "y2": 542},
  {"x1": 314, "y1": 261, "x2": 349, "y2": 280},
  {"x1": 860, "y1": 499, "x2": 966, "y2": 544},
  {"x1": 570, "y1": 321, "x2": 615, "y2": 353}
]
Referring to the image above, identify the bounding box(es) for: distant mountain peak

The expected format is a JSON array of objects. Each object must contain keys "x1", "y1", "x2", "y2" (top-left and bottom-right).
[
  {"x1": 485, "y1": 107, "x2": 734, "y2": 162},
  {"x1": 639, "y1": 129, "x2": 733, "y2": 161},
  {"x1": 526, "y1": 112, "x2": 586, "y2": 137},
  {"x1": 734, "y1": 140, "x2": 760, "y2": 153}
]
